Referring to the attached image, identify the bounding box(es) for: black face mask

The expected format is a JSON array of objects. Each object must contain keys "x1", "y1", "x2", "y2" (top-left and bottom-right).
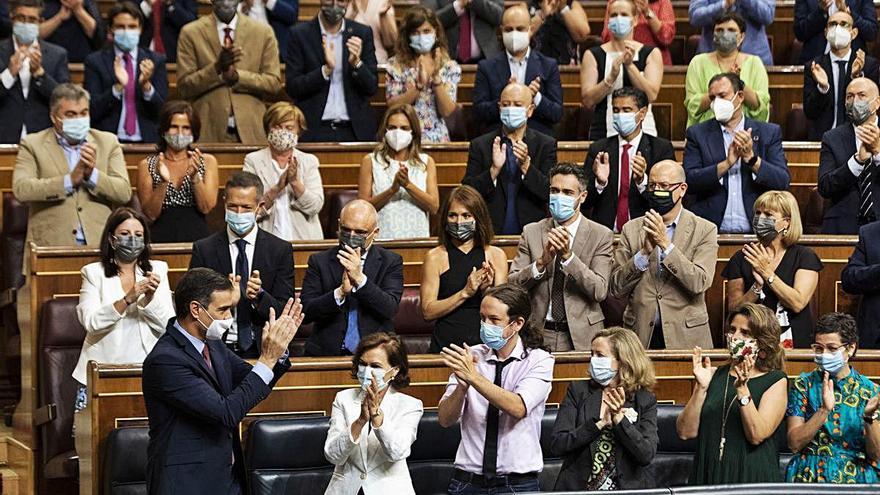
[
  {"x1": 648, "y1": 185, "x2": 681, "y2": 215},
  {"x1": 213, "y1": 0, "x2": 237, "y2": 24},
  {"x1": 339, "y1": 230, "x2": 368, "y2": 252}
]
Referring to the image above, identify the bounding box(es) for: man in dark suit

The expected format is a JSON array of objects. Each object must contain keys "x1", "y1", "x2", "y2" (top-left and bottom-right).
[
  {"x1": 421, "y1": 0, "x2": 503, "y2": 64},
  {"x1": 39, "y1": 0, "x2": 104, "y2": 63},
  {"x1": 472, "y1": 3, "x2": 562, "y2": 137},
  {"x1": 83, "y1": 2, "x2": 167, "y2": 144},
  {"x1": 190, "y1": 172, "x2": 295, "y2": 359},
  {"x1": 137, "y1": 0, "x2": 197, "y2": 63},
  {"x1": 803, "y1": 10, "x2": 879, "y2": 140},
  {"x1": 300, "y1": 199, "x2": 403, "y2": 356},
  {"x1": 284, "y1": 0, "x2": 378, "y2": 142},
  {"x1": 583, "y1": 87, "x2": 675, "y2": 232},
  {"x1": 683, "y1": 72, "x2": 790, "y2": 233},
  {"x1": 143, "y1": 267, "x2": 301, "y2": 495},
  {"x1": 795, "y1": 0, "x2": 877, "y2": 64},
  {"x1": 463, "y1": 81, "x2": 557, "y2": 235},
  {"x1": 818, "y1": 77, "x2": 880, "y2": 233},
  {"x1": 842, "y1": 222, "x2": 880, "y2": 348},
  {"x1": 0, "y1": 0, "x2": 69, "y2": 144}
]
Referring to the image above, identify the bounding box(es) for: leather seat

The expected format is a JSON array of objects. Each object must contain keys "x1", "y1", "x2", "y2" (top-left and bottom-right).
[
  {"x1": 392, "y1": 287, "x2": 434, "y2": 354},
  {"x1": 319, "y1": 189, "x2": 359, "y2": 240},
  {"x1": 103, "y1": 427, "x2": 149, "y2": 495},
  {"x1": 247, "y1": 416, "x2": 333, "y2": 495}
]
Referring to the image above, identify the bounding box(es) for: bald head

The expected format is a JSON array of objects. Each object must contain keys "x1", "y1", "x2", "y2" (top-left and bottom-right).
[
  {"x1": 500, "y1": 82, "x2": 533, "y2": 106},
  {"x1": 828, "y1": 10, "x2": 854, "y2": 26},
  {"x1": 502, "y1": 3, "x2": 530, "y2": 24},
  {"x1": 650, "y1": 160, "x2": 686, "y2": 184},
  {"x1": 847, "y1": 77, "x2": 879, "y2": 99},
  {"x1": 340, "y1": 199, "x2": 378, "y2": 232}
]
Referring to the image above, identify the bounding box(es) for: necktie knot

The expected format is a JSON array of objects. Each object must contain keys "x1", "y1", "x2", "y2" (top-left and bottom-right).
[
  {"x1": 622, "y1": 143, "x2": 632, "y2": 152},
  {"x1": 235, "y1": 238, "x2": 247, "y2": 252}
]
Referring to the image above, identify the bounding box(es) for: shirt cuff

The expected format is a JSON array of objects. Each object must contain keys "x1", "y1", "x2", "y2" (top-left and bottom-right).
[
  {"x1": 85, "y1": 169, "x2": 99, "y2": 189},
  {"x1": 636, "y1": 173, "x2": 648, "y2": 193},
  {"x1": 353, "y1": 275, "x2": 368, "y2": 292},
  {"x1": 140, "y1": 0, "x2": 151, "y2": 17},
  {"x1": 663, "y1": 243, "x2": 675, "y2": 258},
  {"x1": 532, "y1": 261, "x2": 546, "y2": 279},
  {"x1": 334, "y1": 287, "x2": 345, "y2": 306},
  {"x1": 633, "y1": 251, "x2": 649, "y2": 272},
  {"x1": 1, "y1": 69, "x2": 15, "y2": 90},
  {"x1": 849, "y1": 155, "x2": 865, "y2": 177},
  {"x1": 143, "y1": 85, "x2": 156, "y2": 101},
  {"x1": 533, "y1": 92, "x2": 543, "y2": 107},
  {"x1": 595, "y1": 179, "x2": 606, "y2": 194},
  {"x1": 63, "y1": 174, "x2": 75, "y2": 195},
  {"x1": 112, "y1": 84, "x2": 123, "y2": 99},
  {"x1": 453, "y1": 0, "x2": 465, "y2": 16},
  {"x1": 251, "y1": 361, "x2": 274, "y2": 385},
  {"x1": 560, "y1": 254, "x2": 574, "y2": 267},
  {"x1": 266, "y1": 0, "x2": 278, "y2": 9}
]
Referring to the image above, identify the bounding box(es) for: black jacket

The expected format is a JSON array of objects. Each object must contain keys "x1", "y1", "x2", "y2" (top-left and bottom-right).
[
  {"x1": 803, "y1": 50, "x2": 880, "y2": 140},
  {"x1": 41, "y1": 0, "x2": 105, "y2": 63},
  {"x1": 842, "y1": 221, "x2": 880, "y2": 348},
  {"x1": 137, "y1": 0, "x2": 197, "y2": 63},
  {"x1": 795, "y1": 0, "x2": 878, "y2": 64},
  {"x1": 817, "y1": 122, "x2": 880, "y2": 233}
]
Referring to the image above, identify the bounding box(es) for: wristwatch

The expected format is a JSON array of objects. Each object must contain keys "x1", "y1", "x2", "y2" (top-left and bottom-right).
[
  {"x1": 745, "y1": 155, "x2": 759, "y2": 169},
  {"x1": 766, "y1": 274, "x2": 776, "y2": 286},
  {"x1": 739, "y1": 395, "x2": 752, "y2": 407}
]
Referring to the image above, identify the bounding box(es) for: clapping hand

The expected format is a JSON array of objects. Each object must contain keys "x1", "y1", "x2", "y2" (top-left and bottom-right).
[
  {"x1": 743, "y1": 242, "x2": 774, "y2": 280},
  {"x1": 139, "y1": 59, "x2": 155, "y2": 89},
  {"x1": 463, "y1": 267, "x2": 486, "y2": 298},
  {"x1": 642, "y1": 210, "x2": 671, "y2": 251},
  {"x1": 632, "y1": 152, "x2": 647, "y2": 184},
  {"x1": 603, "y1": 386, "x2": 627, "y2": 425},
  {"x1": 157, "y1": 152, "x2": 172, "y2": 183},
  {"x1": 734, "y1": 128, "x2": 754, "y2": 162},
  {"x1": 853, "y1": 49, "x2": 866, "y2": 78},
  {"x1": 441, "y1": 343, "x2": 479, "y2": 385},
  {"x1": 528, "y1": 76, "x2": 541, "y2": 97},
  {"x1": 28, "y1": 48, "x2": 43, "y2": 77},
  {"x1": 322, "y1": 36, "x2": 336, "y2": 72},
  {"x1": 692, "y1": 346, "x2": 717, "y2": 390},
  {"x1": 491, "y1": 136, "x2": 507, "y2": 179},
  {"x1": 143, "y1": 271, "x2": 161, "y2": 295},
  {"x1": 246, "y1": 270, "x2": 262, "y2": 301},
  {"x1": 337, "y1": 245, "x2": 365, "y2": 287},
  {"x1": 856, "y1": 122, "x2": 880, "y2": 156},
  {"x1": 113, "y1": 55, "x2": 129, "y2": 87},
  {"x1": 347, "y1": 36, "x2": 363, "y2": 67},
  {"x1": 538, "y1": 238, "x2": 557, "y2": 272},
  {"x1": 395, "y1": 163, "x2": 411, "y2": 189},
  {"x1": 732, "y1": 353, "x2": 755, "y2": 393},
  {"x1": 511, "y1": 140, "x2": 530, "y2": 174},
  {"x1": 547, "y1": 226, "x2": 571, "y2": 261},
  {"x1": 479, "y1": 260, "x2": 495, "y2": 291},
  {"x1": 593, "y1": 151, "x2": 610, "y2": 186},
  {"x1": 258, "y1": 298, "x2": 305, "y2": 366},
  {"x1": 821, "y1": 371, "x2": 836, "y2": 412},
  {"x1": 810, "y1": 62, "x2": 829, "y2": 90}
]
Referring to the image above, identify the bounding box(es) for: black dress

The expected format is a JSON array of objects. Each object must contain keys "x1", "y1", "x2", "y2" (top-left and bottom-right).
[
  {"x1": 428, "y1": 243, "x2": 486, "y2": 352},
  {"x1": 722, "y1": 244, "x2": 823, "y2": 348},
  {"x1": 588, "y1": 45, "x2": 655, "y2": 139},
  {"x1": 147, "y1": 154, "x2": 211, "y2": 243}
]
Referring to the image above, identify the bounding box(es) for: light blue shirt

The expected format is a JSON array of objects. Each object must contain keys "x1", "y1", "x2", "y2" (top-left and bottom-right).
[
  {"x1": 320, "y1": 19, "x2": 350, "y2": 122},
  {"x1": 173, "y1": 320, "x2": 275, "y2": 385},
  {"x1": 507, "y1": 48, "x2": 542, "y2": 107},
  {"x1": 58, "y1": 134, "x2": 99, "y2": 244},
  {"x1": 719, "y1": 118, "x2": 751, "y2": 234},
  {"x1": 633, "y1": 209, "x2": 680, "y2": 272},
  {"x1": 111, "y1": 46, "x2": 156, "y2": 142}
]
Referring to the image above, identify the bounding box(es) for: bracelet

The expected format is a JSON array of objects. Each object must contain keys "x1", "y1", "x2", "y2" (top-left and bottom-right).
[{"x1": 123, "y1": 295, "x2": 134, "y2": 306}]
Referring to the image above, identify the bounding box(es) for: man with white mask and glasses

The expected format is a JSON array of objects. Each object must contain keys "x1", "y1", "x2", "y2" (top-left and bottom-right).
[
  {"x1": 682, "y1": 72, "x2": 790, "y2": 234},
  {"x1": 794, "y1": 0, "x2": 878, "y2": 64},
  {"x1": 472, "y1": 2, "x2": 562, "y2": 137}
]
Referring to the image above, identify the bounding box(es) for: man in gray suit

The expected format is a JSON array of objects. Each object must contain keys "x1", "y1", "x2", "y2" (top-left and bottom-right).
[
  {"x1": 421, "y1": 0, "x2": 503, "y2": 64},
  {"x1": 509, "y1": 163, "x2": 614, "y2": 352},
  {"x1": 0, "y1": 0, "x2": 69, "y2": 144}
]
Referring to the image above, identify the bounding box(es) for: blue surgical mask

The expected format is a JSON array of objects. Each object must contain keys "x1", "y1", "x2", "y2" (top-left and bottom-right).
[
  {"x1": 409, "y1": 33, "x2": 436, "y2": 54},
  {"x1": 356, "y1": 365, "x2": 392, "y2": 391},
  {"x1": 114, "y1": 29, "x2": 141, "y2": 52},
  {"x1": 549, "y1": 194, "x2": 578, "y2": 222},
  {"x1": 12, "y1": 22, "x2": 38, "y2": 45},
  {"x1": 225, "y1": 210, "x2": 256, "y2": 236},
  {"x1": 590, "y1": 356, "x2": 617, "y2": 386},
  {"x1": 61, "y1": 116, "x2": 90, "y2": 143},
  {"x1": 608, "y1": 16, "x2": 632, "y2": 39},
  {"x1": 815, "y1": 349, "x2": 847, "y2": 376},
  {"x1": 480, "y1": 321, "x2": 513, "y2": 351},
  {"x1": 612, "y1": 112, "x2": 640, "y2": 136},
  {"x1": 500, "y1": 106, "x2": 528, "y2": 130}
]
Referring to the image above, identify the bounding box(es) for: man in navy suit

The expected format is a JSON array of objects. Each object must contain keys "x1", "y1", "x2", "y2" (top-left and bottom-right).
[
  {"x1": 190, "y1": 172, "x2": 294, "y2": 359},
  {"x1": 300, "y1": 199, "x2": 403, "y2": 356},
  {"x1": 0, "y1": 0, "x2": 69, "y2": 144},
  {"x1": 795, "y1": 0, "x2": 877, "y2": 64},
  {"x1": 683, "y1": 72, "x2": 790, "y2": 233},
  {"x1": 239, "y1": 0, "x2": 299, "y2": 59},
  {"x1": 143, "y1": 267, "x2": 301, "y2": 495},
  {"x1": 842, "y1": 222, "x2": 880, "y2": 348},
  {"x1": 472, "y1": 3, "x2": 562, "y2": 137},
  {"x1": 84, "y1": 2, "x2": 167, "y2": 143},
  {"x1": 137, "y1": 0, "x2": 197, "y2": 63},
  {"x1": 284, "y1": 0, "x2": 378, "y2": 142},
  {"x1": 818, "y1": 77, "x2": 880, "y2": 233}
]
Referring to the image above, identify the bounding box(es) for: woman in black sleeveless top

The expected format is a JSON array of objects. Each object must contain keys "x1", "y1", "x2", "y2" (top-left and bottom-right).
[
  {"x1": 580, "y1": 0, "x2": 663, "y2": 139},
  {"x1": 421, "y1": 186, "x2": 508, "y2": 352}
]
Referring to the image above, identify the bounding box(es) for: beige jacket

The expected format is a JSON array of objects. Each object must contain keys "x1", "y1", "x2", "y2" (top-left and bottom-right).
[
  {"x1": 509, "y1": 215, "x2": 614, "y2": 350},
  {"x1": 609, "y1": 208, "x2": 717, "y2": 349},
  {"x1": 176, "y1": 14, "x2": 282, "y2": 144}
]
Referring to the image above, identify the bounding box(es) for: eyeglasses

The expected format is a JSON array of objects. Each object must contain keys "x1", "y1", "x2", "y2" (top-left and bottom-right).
[
  {"x1": 647, "y1": 182, "x2": 683, "y2": 192},
  {"x1": 810, "y1": 344, "x2": 848, "y2": 354}
]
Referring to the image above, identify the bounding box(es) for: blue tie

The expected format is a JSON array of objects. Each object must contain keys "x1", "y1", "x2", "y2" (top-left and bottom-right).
[
  {"x1": 234, "y1": 239, "x2": 253, "y2": 352},
  {"x1": 343, "y1": 294, "x2": 359, "y2": 353},
  {"x1": 501, "y1": 137, "x2": 521, "y2": 234}
]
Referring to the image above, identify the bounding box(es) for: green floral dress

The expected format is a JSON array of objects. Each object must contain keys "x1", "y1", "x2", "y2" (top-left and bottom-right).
[{"x1": 786, "y1": 368, "x2": 880, "y2": 483}]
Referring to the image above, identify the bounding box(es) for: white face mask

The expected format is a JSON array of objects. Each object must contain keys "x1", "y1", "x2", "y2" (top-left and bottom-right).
[
  {"x1": 385, "y1": 128, "x2": 413, "y2": 151},
  {"x1": 826, "y1": 25, "x2": 852, "y2": 51},
  {"x1": 712, "y1": 95, "x2": 739, "y2": 123},
  {"x1": 196, "y1": 304, "x2": 234, "y2": 341},
  {"x1": 502, "y1": 30, "x2": 530, "y2": 54}
]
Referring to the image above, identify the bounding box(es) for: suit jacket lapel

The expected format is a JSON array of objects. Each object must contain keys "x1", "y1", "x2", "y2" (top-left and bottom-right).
[
  {"x1": 609, "y1": 136, "x2": 621, "y2": 200},
  {"x1": 206, "y1": 339, "x2": 230, "y2": 393},
  {"x1": 707, "y1": 124, "x2": 727, "y2": 190},
  {"x1": 203, "y1": 15, "x2": 222, "y2": 56},
  {"x1": 570, "y1": 215, "x2": 591, "y2": 260},
  {"x1": 671, "y1": 210, "x2": 694, "y2": 253},
  {"x1": 171, "y1": 328, "x2": 223, "y2": 391},
  {"x1": 43, "y1": 131, "x2": 71, "y2": 178},
  {"x1": 538, "y1": 219, "x2": 554, "y2": 303},
  {"x1": 498, "y1": 55, "x2": 512, "y2": 86},
  {"x1": 363, "y1": 246, "x2": 381, "y2": 283},
  {"x1": 524, "y1": 52, "x2": 539, "y2": 86},
  {"x1": 217, "y1": 232, "x2": 234, "y2": 275}
]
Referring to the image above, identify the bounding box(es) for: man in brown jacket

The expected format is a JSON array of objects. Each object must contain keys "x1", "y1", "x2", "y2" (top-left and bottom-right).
[
  {"x1": 509, "y1": 163, "x2": 614, "y2": 352},
  {"x1": 610, "y1": 160, "x2": 717, "y2": 350},
  {"x1": 176, "y1": 0, "x2": 282, "y2": 144}
]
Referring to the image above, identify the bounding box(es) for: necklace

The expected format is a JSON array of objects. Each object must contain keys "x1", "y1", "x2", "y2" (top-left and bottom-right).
[
  {"x1": 718, "y1": 369, "x2": 738, "y2": 461},
  {"x1": 714, "y1": 52, "x2": 739, "y2": 72}
]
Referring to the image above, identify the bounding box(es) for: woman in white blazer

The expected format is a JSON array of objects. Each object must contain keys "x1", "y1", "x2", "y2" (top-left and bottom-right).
[
  {"x1": 243, "y1": 102, "x2": 325, "y2": 241},
  {"x1": 73, "y1": 207, "x2": 174, "y2": 413},
  {"x1": 324, "y1": 332, "x2": 424, "y2": 495}
]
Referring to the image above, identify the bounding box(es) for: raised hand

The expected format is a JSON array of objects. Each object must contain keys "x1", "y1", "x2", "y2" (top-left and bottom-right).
[
  {"x1": 259, "y1": 298, "x2": 305, "y2": 366},
  {"x1": 114, "y1": 55, "x2": 129, "y2": 87},
  {"x1": 743, "y1": 242, "x2": 774, "y2": 280},
  {"x1": 604, "y1": 386, "x2": 627, "y2": 424},
  {"x1": 479, "y1": 260, "x2": 495, "y2": 290},
  {"x1": 28, "y1": 48, "x2": 43, "y2": 77},
  {"x1": 692, "y1": 346, "x2": 717, "y2": 390},
  {"x1": 733, "y1": 353, "x2": 755, "y2": 391},
  {"x1": 593, "y1": 151, "x2": 610, "y2": 186},
  {"x1": 821, "y1": 371, "x2": 836, "y2": 412},
  {"x1": 547, "y1": 226, "x2": 571, "y2": 260},
  {"x1": 440, "y1": 343, "x2": 479, "y2": 384},
  {"x1": 346, "y1": 36, "x2": 363, "y2": 67},
  {"x1": 246, "y1": 270, "x2": 262, "y2": 300},
  {"x1": 607, "y1": 55, "x2": 624, "y2": 83},
  {"x1": 143, "y1": 271, "x2": 161, "y2": 295},
  {"x1": 139, "y1": 58, "x2": 155, "y2": 88},
  {"x1": 7, "y1": 48, "x2": 24, "y2": 75},
  {"x1": 537, "y1": 239, "x2": 557, "y2": 272},
  {"x1": 621, "y1": 43, "x2": 636, "y2": 66},
  {"x1": 632, "y1": 152, "x2": 647, "y2": 184},
  {"x1": 511, "y1": 140, "x2": 530, "y2": 174},
  {"x1": 528, "y1": 76, "x2": 541, "y2": 97},
  {"x1": 337, "y1": 245, "x2": 365, "y2": 286},
  {"x1": 852, "y1": 49, "x2": 866, "y2": 78},
  {"x1": 322, "y1": 36, "x2": 336, "y2": 72},
  {"x1": 643, "y1": 210, "x2": 671, "y2": 251},
  {"x1": 491, "y1": 136, "x2": 507, "y2": 179},
  {"x1": 810, "y1": 62, "x2": 829, "y2": 90},
  {"x1": 396, "y1": 163, "x2": 411, "y2": 189},
  {"x1": 463, "y1": 267, "x2": 484, "y2": 298}
]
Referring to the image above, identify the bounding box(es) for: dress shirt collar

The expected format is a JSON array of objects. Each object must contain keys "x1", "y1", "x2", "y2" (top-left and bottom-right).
[
  {"x1": 174, "y1": 319, "x2": 206, "y2": 354},
  {"x1": 217, "y1": 14, "x2": 239, "y2": 32},
  {"x1": 719, "y1": 114, "x2": 746, "y2": 136},
  {"x1": 227, "y1": 224, "x2": 259, "y2": 246},
  {"x1": 114, "y1": 45, "x2": 139, "y2": 61},
  {"x1": 830, "y1": 49, "x2": 851, "y2": 63},
  {"x1": 507, "y1": 47, "x2": 531, "y2": 65},
  {"x1": 485, "y1": 335, "x2": 526, "y2": 363},
  {"x1": 555, "y1": 213, "x2": 582, "y2": 240},
  {"x1": 12, "y1": 36, "x2": 37, "y2": 51},
  {"x1": 667, "y1": 208, "x2": 683, "y2": 229},
  {"x1": 319, "y1": 16, "x2": 345, "y2": 37},
  {"x1": 55, "y1": 131, "x2": 84, "y2": 151},
  {"x1": 619, "y1": 130, "x2": 643, "y2": 149}
]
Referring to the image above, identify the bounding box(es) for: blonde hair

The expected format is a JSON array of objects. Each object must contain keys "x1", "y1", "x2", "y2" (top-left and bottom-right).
[
  {"x1": 593, "y1": 327, "x2": 656, "y2": 396},
  {"x1": 262, "y1": 101, "x2": 308, "y2": 134},
  {"x1": 753, "y1": 190, "x2": 802, "y2": 247}
]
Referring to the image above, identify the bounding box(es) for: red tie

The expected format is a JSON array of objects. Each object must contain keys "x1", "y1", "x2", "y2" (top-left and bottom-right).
[
  {"x1": 151, "y1": 0, "x2": 165, "y2": 54},
  {"x1": 224, "y1": 27, "x2": 234, "y2": 47},
  {"x1": 458, "y1": 9, "x2": 472, "y2": 63},
  {"x1": 123, "y1": 53, "x2": 137, "y2": 136},
  {"x1": 616, "y1": 144, "x2": 632, "y2": 232},
  {"x1": 202, "y1": 344, "x2": 214, "y2": 372}
]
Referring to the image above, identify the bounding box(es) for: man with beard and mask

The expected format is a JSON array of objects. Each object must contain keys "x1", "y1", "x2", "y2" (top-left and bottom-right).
[
  {"x1": 583, "y1": 86, "x2": 675, "y2": 232},
  {"x1": 143, "y1": 267, "x2": 302, "y2": 495},
  {"x1": 609, "y1": 160, "x2": 717, "y2": 349},
  {"x1": 189, "y1": 172, "x2": 294, "y2": 359},
  {"x1": 690, "y1": 0, "x2": 774, "y2": 65},
  {"x1": 285, "y1": 0, "x2": 379, "y2": 142},
  {"x1": 472, "y1": 3, "x2": 562, "y2": 137},
  {"x1": 509, "y1": 163, "x2": 614, "y2": 352},
  {"x1": 0, "y1": 0, "x2": 70, "y2": 144},
  {"x1": 463, "y1": 81, "x2": 557, "y2": 235},
  {"x1": 818, "y1": 77, "x2": 880, "y2": 233},
  {"x1": 300, "y1": 199, "x2": 403, "y2": 356},
  {"x1": 84, "y1": 2, "x2": 168, "y2": 144},
  {"x1": 795, "y1": 0, "x2": 877, "y2": 64},
  {"x1": 176, "y1": 0, "x2": 282, "y2": 144},
  {"x1": 804, "y1": 10, "x2": 879, "y2": 140},
  {"x1": 683, "y1": 72, "x2": 790, "y2": 234},
  {"x1": 12, "y1": 83, "x2": 130, "y2": 260}
]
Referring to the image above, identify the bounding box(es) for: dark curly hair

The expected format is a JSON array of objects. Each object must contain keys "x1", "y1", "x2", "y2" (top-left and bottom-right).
[{"x1": 349, "y1": 332, "x2": 411, "y2": 389}]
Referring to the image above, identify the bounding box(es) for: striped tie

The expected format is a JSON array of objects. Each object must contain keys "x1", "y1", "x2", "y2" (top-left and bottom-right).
[{"x1": 860, "y1": 161, "x2": 875, "y2": 224}]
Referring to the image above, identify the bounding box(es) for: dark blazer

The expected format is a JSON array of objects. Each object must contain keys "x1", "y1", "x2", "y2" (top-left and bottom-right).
[
  {"x1": 817, "y1": 122, "x2": 880, "y2": 233},
  {"x1": 472, "y1": 49, "x2": 563, "y2": 137},
  {"x1": 582, "y1": 133, "x2": 676, "y2": 230},
  {"x1": 41, "y1": 0, "x2": 105, "y2": 63},
  {"x1": 137, "y1": 0, "x2": 197, "y2": 63},
  {"x1": 284, "y1": 18, "x2": 378, "y2": 142},
  {"x1": 550, "y1": 380, "x2": 659, "y2": 490},
  {"x1": 803, "y1": 51, "x2": 880, "y2": 140},
  {"x1": 0, "y1": 1, "x2": 10, "y2": 40},
  {"x1": 0, "y1": 39, "x2": 68, "y2": 144},
  {"x1": 842, "y1": 222, "x2": 880, "y2": 348},
  {"x1": 83, "y1": 46, "x2": 168, "y2": 143},
  {"x1": 795, "y1": 0, "x2": 878, "y2": 64},
  {"x1": 463, "y1": 128, "x2": 557, "y2": 234},
  {"x1": 143, "y1": 319, "x2": 290, "y2": 495},
  {"x1": 421, "y1": 0, "x2": 503, "y2": 62},
  {"x1": 189, "y1": 229, "x2": 295, "y2": 357},
  {"x1": 267, "y1": 0, "x2": 299, "y2": 59},
  {"x1": 683, "y1": 118, "x2": 790, "y2": 230},
  {"x1": 300, "y1": 245, "x2": 403, "y2": 356}
]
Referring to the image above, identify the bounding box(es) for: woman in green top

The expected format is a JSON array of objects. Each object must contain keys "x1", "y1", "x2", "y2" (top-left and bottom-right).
[
  {"x1": 684, "y1": 12, "x2": 770, "y2": 128},
  {"x1": 677, "y1": 303, "x2": 788, "y2": 484}
]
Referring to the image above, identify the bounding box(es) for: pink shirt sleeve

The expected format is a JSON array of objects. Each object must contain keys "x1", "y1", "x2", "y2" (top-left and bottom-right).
[{"x1": 513, "y1": 352, "x2": 555, "y2": 415}]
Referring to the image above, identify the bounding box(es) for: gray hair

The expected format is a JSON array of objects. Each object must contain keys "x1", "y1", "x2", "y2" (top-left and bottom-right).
[{"x1": 50, "y1": 83, "x2": 90, "y2": 114}]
